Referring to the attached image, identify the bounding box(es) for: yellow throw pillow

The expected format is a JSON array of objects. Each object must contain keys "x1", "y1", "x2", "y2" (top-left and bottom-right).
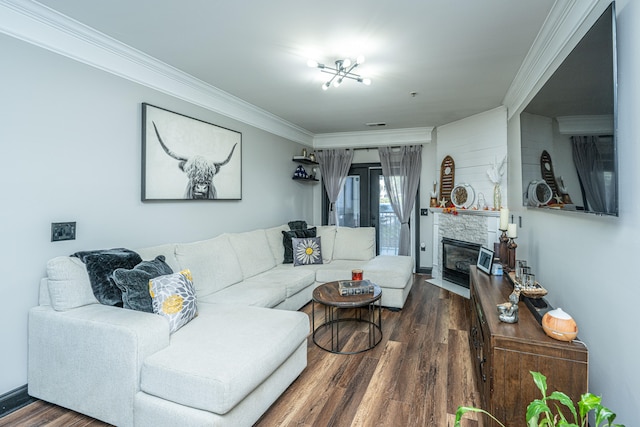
[{"x1": 149, "y1": 269, "x2": 197, "y2": 333}]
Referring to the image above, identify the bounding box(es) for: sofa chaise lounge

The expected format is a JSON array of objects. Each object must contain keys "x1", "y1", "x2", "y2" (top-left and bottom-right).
[{"x1": 28, "y1": 224, "x2": 413, "y2": 426}]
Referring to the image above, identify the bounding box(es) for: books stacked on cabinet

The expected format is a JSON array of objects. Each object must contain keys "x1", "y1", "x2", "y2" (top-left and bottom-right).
[{"x1": 338, "y1": 280, "x2": 375, "y2": 296}]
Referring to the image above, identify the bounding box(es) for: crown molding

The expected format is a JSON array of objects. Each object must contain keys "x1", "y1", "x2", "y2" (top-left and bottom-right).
[
  {"x1": 503, "y1": 0, "x2": 611, "y2": 120},
  {"x1": 0, "y1": 0, "x2": 314, "y2": 145},
  {"x1": 313, "y1": 127, "x2": 433, "y2": 149}
]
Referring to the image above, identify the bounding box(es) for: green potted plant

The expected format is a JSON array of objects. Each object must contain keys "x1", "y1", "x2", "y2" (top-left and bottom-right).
[{"x1": 454, "y1": 371, "x2": 624, "y2": 427}]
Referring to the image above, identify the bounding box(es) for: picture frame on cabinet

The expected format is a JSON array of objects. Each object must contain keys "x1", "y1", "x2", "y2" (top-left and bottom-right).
[{"x1": 476, "y1": 246, "x2": 494, "y2": 275}]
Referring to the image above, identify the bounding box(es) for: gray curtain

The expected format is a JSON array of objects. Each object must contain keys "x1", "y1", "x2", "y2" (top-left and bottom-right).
[
  {"x1": 316, "y1": 149, "x2": 354, "y2": 225},
  {"x1": 572, "y1": 136, "x2": 611, "y2": 213},
  {"x1": 378, "y1": 145, "x2": 422, "y2": 256}
]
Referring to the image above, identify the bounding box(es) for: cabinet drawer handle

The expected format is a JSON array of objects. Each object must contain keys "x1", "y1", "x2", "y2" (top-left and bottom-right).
[{"x1": 480, "y1": 358, "x2": 487, "y2": 382}]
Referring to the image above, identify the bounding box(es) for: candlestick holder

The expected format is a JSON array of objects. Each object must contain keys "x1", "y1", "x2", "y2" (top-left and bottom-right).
[
  {"x1": 507, "y1": 237, "x2": 518, "y2": 271},
  {"x1": 499, "y1": 229, "x2": 509, "y2": 266}
]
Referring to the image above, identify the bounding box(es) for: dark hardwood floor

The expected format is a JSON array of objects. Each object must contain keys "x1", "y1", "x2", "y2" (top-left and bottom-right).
[{"x1": 1, "y1": 275, "x2": 483, "y2": 427}]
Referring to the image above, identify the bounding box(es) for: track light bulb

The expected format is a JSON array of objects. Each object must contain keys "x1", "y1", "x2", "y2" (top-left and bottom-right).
[
  {"x1": 307, "y1": 59, "x2": 318, "y2": 68},
  {"x1": 342, "y1": 58, "x2": 352, "y2": 68},
  {"x1": 322, "y1": 82, "x2": 330, "y2": 91},
  {"x1": 362, "y1": 78, "x2": 372, "y2": 86},
  {"x1": 356, "y1": 55, "x2": 365, "y2": 65}
]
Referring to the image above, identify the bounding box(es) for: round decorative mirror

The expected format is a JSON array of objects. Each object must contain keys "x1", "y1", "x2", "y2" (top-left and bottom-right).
[
  {"x1": 451, "y1": 184, "x2": 475, "y2": 208},
  {"x1": 527, "y1": 180, "x2": 553, "y2": 206}
]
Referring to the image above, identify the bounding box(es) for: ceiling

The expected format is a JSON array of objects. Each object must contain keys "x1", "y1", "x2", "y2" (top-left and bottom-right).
[{"x1": 36, "y1": 0, "x2": 555, "y2": 135}]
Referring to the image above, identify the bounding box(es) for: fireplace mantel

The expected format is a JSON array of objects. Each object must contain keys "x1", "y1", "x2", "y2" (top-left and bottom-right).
[{"x1": 429, "y1": 208, "x2": 500, "y2": 217}]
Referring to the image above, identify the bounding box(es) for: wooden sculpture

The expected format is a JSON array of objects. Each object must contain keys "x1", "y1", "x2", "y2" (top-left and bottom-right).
[
  {"x1": 540, "y1": 150, "x2": 560, "y2": 199},
  {"x1": 439, "y1": 155, "x2": 455, "y2": 206}
]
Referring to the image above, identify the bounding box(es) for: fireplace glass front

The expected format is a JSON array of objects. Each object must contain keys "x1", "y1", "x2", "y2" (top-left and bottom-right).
[{"x1": 442, "y1": 237, "x2": 481, "y2": 288}]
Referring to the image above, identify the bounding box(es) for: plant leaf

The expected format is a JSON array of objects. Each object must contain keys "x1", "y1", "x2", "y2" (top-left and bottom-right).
[
  {"x1": 527, "y1": 399, "x2": 551, "y2": 423},
  {"x1": 548, "y1": 391, "x2": 578, "y2": 421},
  {"x1": 594, "y1": 405, "x2": 617, "y2": 426},
  {"x1": 556, "y1": 421, "x2": 579, "y2": 427},
  {"x1": 578, "y1": 393, "x2": 602, "y2": 418},
  {"x1": 531, "y1": 371, "x2": 548, "y2": 397},
  {"x1": 454, "y1": 406, "x2": 506, "y2": 427}
]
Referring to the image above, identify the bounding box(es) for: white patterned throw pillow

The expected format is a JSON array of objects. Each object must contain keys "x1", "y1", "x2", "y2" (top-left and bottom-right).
[
  {"x1": 292, "y1": 237, "x2": 323, "y2": 266},
  {"x1": 149, "y1": 269, "x2": 197, "y2": 333}
]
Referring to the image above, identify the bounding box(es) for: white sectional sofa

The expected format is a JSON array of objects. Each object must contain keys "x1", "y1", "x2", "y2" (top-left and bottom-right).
[{"x1": 28, "y1": 224, "x2": 413, "y2": 427}]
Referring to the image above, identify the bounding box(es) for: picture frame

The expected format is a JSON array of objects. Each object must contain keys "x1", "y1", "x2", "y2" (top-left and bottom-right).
[
  {"x1": 142, "y1": 103, "x2": 242, "y2": 201},
  {"x1": 476, "y1": 246, "x2": 494, "y2": 275},
  {"x1": 51, "y1": 222, "x2": 76, "y2": 242}
]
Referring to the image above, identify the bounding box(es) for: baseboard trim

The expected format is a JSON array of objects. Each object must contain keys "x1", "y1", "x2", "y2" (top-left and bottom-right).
[
  {"x1": 416, "y1": 267, "x2": 432, "y2": 275},
  {"x1": 0, "y1": 385, "x2": 34, "y2": 418}
]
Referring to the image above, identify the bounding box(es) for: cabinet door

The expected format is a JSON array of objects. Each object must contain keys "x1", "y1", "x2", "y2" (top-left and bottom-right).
[
  {"x1": 469, "y1": 292, "x2": 491, "y2": 409},
  {"x1": 491, "y1": 347, "x2": 588, "y2": 426}
]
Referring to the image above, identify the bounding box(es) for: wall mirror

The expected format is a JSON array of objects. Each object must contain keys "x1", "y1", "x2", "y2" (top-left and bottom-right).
[{"x1": 520, "y1": 2, "x2": 618, "y2": 216}]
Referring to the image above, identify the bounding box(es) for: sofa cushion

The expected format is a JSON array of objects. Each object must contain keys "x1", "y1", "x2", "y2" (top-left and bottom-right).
[
  {"x1": 150, "y1": 269, "x2": 197, "y2": 333},
  {"x1": 113, "y1": 256, "x2": 173, "y2": 313},
  {"x1": 264, "y1": 224, "x2": 288, "y2": 265},
  {"x1": 227, "y1": 229, "x2": 276, "y2": 279},
  {"x1": 46, "y1": 256, "x2": 98, "y2": 311},
  {"x1": 292, "y1": 236, "x2": 323, "y2": 266},
  {"x1": 71, "y1": 248, "x2": 142, "y2": 307},
  {"x1": 198, "y1": 281, "x2": 287, "y2": 308},
  {"x1": 332, "y1": 227, "x2": 375, "y2": 261},
  {"x1": 362, "y1": 255, "x2": 414, "y2": 289},
  {"x1": 140, "y1": 304, "x2": 309, "y2": 415},
  {"x1": 315, "y1": 226, "x2": 337, "y2": 262},
  {"x1": 282, "y1": 227, "x2": 316, "y2": 264},
  {"x1": 175, "y1": 235, "x2": 243, "y2": 298},
  {"x1": 315, "y1": 260, "x2": 368, "y2": 283},
  {"x1": 247, "y1": 266, "x2": 316, "y2": 298}
]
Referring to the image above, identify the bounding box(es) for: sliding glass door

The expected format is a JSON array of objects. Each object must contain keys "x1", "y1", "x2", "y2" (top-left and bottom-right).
[
  {"x1": 323, "y1": 164, "x2": 400, "y2": 255},
  {"x1": 371, "y1": 169, "x2": 401, "y2": 255}
]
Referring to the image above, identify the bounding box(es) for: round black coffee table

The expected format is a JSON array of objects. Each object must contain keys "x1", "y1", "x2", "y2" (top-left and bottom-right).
[{"x1": 312, "y1": 281, "x2": 382, "y2": 354}]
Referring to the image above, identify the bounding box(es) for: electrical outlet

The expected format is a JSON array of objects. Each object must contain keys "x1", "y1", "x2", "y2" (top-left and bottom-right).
[{"x1": 51, "y1": 222, "x2": 76, "y2": 241}]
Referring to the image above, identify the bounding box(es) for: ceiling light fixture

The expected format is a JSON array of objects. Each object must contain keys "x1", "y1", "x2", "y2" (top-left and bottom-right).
[{"x1": 308, "y1": 56, "x2": 371, "y2": 91}]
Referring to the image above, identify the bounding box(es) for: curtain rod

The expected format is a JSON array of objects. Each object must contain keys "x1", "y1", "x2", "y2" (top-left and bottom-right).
[{"x1": 314, "y1": 145, "x2": 413, "y2": 152}]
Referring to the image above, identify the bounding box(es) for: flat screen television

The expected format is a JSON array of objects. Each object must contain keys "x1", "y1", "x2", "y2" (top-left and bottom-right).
[{"x1": 520, "y1": 2, "x2": 618, "y2": 216}]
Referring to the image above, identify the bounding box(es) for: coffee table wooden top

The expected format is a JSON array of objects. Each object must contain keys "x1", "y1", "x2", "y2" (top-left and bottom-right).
[{"x1": 313, "y1": 281, "x2": 382, "y2": 308}]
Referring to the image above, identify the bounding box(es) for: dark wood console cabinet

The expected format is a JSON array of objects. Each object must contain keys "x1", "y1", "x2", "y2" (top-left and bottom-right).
[{"x1": 468, "y1": 266, "x2": 588, "y2": 426}]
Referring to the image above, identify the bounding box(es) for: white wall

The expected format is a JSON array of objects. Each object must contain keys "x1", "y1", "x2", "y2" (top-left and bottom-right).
[
  {"x1": 506, "y1": 0, "x2": 639, "y2": 423},
  {"x1": 0, "y1": 34, "x2": 312, "y2": 396},
  {"x1": 418, "y1": 141, "x2": 437, "y2": 269},
  {"x1": 436, "y1": 106, "x2": 509, "y2": 209}
]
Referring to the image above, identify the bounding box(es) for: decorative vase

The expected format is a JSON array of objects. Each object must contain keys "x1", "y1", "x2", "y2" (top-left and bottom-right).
[{"x1": 493, "y1": 183, "x2": 502, "y2": 209}]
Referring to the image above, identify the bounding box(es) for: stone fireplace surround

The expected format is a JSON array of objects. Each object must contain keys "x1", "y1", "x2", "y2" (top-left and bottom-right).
[{"x1": 428, "y1": 209, "x2": 500, "y2": 295}]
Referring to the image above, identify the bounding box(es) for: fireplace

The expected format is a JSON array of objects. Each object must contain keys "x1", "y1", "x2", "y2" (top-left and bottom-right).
[{"x1": 442, "y1": 238, "x2": 481, "y2": 288}]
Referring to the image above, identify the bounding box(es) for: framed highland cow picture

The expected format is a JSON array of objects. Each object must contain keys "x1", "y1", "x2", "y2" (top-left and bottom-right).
[{"x1": 142, "y1": 103, "x2": 242, "y2": 201}]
